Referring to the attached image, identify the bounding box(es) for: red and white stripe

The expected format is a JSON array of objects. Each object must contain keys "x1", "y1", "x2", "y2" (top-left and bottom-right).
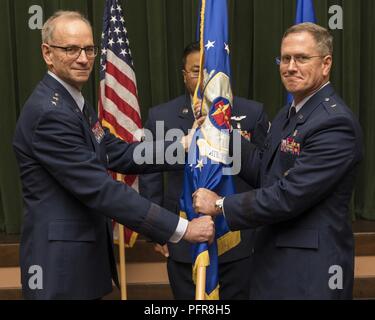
[{"x1": 98, "y1": 48, "x2": 142, "y2": 245}]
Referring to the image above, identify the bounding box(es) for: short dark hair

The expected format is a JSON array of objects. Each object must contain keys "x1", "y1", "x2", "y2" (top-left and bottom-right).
[{"x1": 182, "y1": 41, "x2": 200, "y2": 69}]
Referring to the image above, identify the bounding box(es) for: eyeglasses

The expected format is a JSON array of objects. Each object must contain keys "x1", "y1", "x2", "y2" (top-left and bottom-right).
[
  {"x1": 183, "y1": 70, "x2": 200, "y2": 79},
  {"x1": 48, "y1": 45, "x2": 99, "y2": 59},
  {"x1": 275, "y1": 55, "x2": 324, "y2": 66}
]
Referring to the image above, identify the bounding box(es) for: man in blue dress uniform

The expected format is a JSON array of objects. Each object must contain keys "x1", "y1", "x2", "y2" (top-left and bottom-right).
[
  {"x1": 12, "y1": 11, "x2": 214, "y2": 300},
  {"x1": 192, "y1": 23, "x2": 363, "y2": 299}
]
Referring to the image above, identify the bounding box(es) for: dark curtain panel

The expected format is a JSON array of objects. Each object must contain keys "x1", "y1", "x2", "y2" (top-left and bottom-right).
[{"x1": 0, "y1": 0, "x2": 374, "y2": 233}]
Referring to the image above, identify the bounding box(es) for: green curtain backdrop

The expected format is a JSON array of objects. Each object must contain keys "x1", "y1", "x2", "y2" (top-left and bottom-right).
[{"x1": 0, "y1": 0, "x2": 374, "y2": 234}]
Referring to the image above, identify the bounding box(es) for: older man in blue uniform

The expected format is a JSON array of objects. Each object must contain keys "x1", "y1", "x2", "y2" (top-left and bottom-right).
[
  {"x1": 139, "y1": 42, "x2": 269, "y2": 299},
  {"x1": 12, "y1": 11, "x2": 214, "y2": 300},
  {"x1": 193, "y1": 23, "x2": 363, "y2": 299}
]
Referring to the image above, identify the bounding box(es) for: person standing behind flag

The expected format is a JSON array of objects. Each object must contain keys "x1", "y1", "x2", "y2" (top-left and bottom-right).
[
  {"x1": 139, "y1": 42, "x2": 269, "y2": 299},
  {"x1": 12, "y1": 11, "x2": 214, "y2": 300},
  {"x1": 193, "y1": 23, "x2": 363, "y2": 299}
]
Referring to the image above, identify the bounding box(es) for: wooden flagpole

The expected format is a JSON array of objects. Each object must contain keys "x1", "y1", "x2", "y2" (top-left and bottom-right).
[
  {"x1": 118, "y1": 224, "x2": 127, "y2": 300},
  {"x1": 195, "y1": 266, "x2": 207, "y2": 300}
]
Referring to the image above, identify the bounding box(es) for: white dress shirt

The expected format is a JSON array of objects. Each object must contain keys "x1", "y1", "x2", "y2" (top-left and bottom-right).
[{"x1": 291, "y1": 81, "x2": 331, "y2": 113}]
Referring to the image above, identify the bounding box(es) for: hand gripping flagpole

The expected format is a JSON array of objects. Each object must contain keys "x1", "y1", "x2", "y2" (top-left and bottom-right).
[
  {"x1": 193, "y1": 0, "x2": 207, "y2": 300},
  {"x1": 194, "y1": 0, "x2": 207, "y2": 301},
  {"x1": 190, "y1": 0, "x2": 235, "y2": 300}
]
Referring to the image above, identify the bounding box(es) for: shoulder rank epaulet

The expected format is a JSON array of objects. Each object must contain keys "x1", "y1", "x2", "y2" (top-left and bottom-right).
[
  {"x1": 322, "y1": 97, "x2": 340, "y2": 114},
  {"x1": 50, "y1": 92, "x2": 60, "y2": 107}
]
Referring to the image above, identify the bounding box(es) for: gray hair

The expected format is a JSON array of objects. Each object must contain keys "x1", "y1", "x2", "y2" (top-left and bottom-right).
[
  {"x1": 42, "y1": 11, "x2": 92, "y2": 43},
  {"x1": 282, "y1": 22, "x2": 333, "y2": 56}
]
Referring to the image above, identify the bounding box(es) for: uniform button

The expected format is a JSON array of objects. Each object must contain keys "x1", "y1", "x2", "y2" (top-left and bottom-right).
[{"x1": 251, "y1": 248, "x2": 255, "y2": 254}]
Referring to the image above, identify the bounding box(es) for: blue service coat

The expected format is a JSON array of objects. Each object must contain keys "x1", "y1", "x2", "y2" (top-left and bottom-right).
[
  {"x1": 13, "y1": 74, "x2": 181, "y2": 299},
  {"x1": 224, "y1": 84, "x2": 363, "y2": 299}
]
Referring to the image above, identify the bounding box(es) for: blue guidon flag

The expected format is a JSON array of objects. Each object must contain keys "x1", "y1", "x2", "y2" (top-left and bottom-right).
[
  {"x1": 179, "y1": 0, "x2": 240, "y2": 300},
  {"x1": 287, "y1": 0, "x2": 317, "y2": 104},
  {"x1": 295, "y1": 0, "x2": 317, "y2": 24}
]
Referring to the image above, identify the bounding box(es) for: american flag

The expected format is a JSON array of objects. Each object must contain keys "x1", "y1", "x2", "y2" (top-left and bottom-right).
[{"x1": 98, "y1": 0, "x2": 142, "y2": 247}]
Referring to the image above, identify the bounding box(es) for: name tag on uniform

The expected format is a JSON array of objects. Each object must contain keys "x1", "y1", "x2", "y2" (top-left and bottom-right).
[
  {"x1": 281, "y1": 137, "x2": 300, "y2": 156},
  {"x1": 91, "y1": 121, "x2": 105, "y2": 144}
]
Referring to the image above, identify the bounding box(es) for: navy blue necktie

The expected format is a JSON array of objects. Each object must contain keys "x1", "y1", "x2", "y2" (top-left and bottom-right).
[
  {"x1": 82, "y1": 104, "x2": 92, "y2": 126},
  {"x1": 283, "y1": 106, "x2": 297, "y2": 130},
  {"x1": 289, "y1": 106, "x2": 297, "y2": 119}
]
